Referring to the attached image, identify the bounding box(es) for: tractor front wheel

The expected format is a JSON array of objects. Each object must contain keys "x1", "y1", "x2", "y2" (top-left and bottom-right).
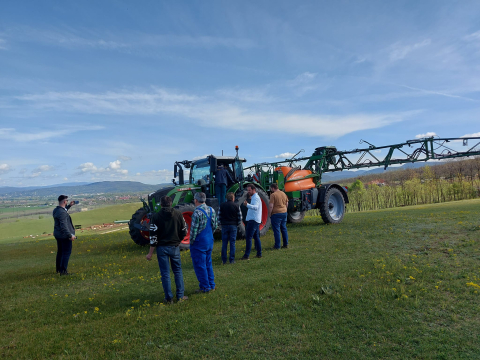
[
  {"x1": 128, "y1": 208, "x2": 150, "y2": 246},
  {"x1": 175, "y1": 203, "x2": 196, "y2": 250},
  {"x1": 235, "y1": 187, "x2": 271, "y2": 238}
]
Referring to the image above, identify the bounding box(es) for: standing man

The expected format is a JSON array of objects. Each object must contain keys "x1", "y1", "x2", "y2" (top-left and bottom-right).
[
  {"x1": 269, "y1": 183, "x2": 289, "y2": 250},
  {"x1": 190, "y1": 192, "x2": 218, "y2": 292},
  {"x1": 218, "y1": 192, "x2": 242, "y2": 264},
  {"x1": 214, "y1": 165, "x2": 234, "y2": 205},
  {"x1": 146, "y1": 196, "x2": 188, "y2": 304},
  {"x1": 53, "y1": 195, "x2": 77, "y2": 275},
  {"x1": 241, "y1": 184, "x2": 262, "y2": 260}
]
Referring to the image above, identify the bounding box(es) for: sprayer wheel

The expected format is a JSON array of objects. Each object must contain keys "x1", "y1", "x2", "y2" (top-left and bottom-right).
[
  {"x1": 287, "y1": 210, "x2": 306, "y2": 223},
  {"x1": 319, "y1": 187, "x2": 345, "y2": 224}
]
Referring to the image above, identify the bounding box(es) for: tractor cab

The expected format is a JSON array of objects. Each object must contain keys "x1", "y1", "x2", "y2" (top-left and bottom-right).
[{"x1": 189, "y1": 155, "x2": 246, "y2": 194}]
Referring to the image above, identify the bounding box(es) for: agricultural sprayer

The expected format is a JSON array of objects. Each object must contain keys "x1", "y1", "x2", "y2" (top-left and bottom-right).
[{"x1": 128, "y1": 136, "x2": 480, "y2": 248}]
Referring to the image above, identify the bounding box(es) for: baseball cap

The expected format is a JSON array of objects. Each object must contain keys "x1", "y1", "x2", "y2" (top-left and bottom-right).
[{"x1": 58, "y1": 195, "x2": 68, "y2": 202}]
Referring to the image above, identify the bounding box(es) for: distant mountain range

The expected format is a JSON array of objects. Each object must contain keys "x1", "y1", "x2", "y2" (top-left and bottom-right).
[
  {"x1": 322, "y1": 161, "x2": 442, "y2": 183},
  {"x1": 0, "y1": 181, "x2": 171, "y2": 197},
  {"x1": 0, "y1": 161, "x2": 442, "y2": 197}
]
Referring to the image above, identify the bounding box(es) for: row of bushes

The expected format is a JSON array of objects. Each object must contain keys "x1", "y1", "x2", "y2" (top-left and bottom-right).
[{"x1": 345, "y1": 165, "x2": 480, "y2": 212}]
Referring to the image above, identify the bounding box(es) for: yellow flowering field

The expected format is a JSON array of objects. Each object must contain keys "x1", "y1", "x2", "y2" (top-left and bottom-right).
[{"x1": 1, "y1": 199, "x2": 479, "y2": 359}]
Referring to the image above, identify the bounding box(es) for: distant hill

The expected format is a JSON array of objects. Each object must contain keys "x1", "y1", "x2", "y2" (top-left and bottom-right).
[
  {"x1": 0, "y1": 182, "x2": 91, "y2": 194},
  {"x1": 322, "y1": 161, "x2": 443, "y2": 183},
  {"x1": 0, "y1": 181, "x2": 171, "y2": 197}
]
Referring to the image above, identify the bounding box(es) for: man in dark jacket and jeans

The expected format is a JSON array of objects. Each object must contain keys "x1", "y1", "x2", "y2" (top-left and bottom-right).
[
  {"x1": 214, "y1": 165, "x2": 234, "y2": 205},
  {"x1": 146, "y1": 196, "x2": 188, "y2": 304},
  {"x1": 53, "y1": 195, "x2": 77, "y2": 275},
  {"x1": 218, "y1": 192, "x2": 242, "y2": 264}
]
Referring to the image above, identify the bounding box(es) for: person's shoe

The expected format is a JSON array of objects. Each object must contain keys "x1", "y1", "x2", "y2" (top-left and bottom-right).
[
  {"x1": 240, "y1": 256, "x2": 249, "y2": 261},
  {"x1": 60, "y1": 272, "x2": 73, "y2": 276},
  {"x1": 256, "y1": 255, "x2": 262, "y2": 258},
  {"x1": 164, "y1": 298, "x2": 174, "y2": 305},
  {"x1": 270, "y1": 247, "x2": 280, "y2": 250},
  {"x1": 210, "y1": 287, "x2": 216, "y2": 292},
  {"x1": 195, "y1": 288, "x2": 210, "y2": 293},
  {"x1": 230, "y1": 260, "x2": 236, "y2": 264},
  {"x1": 177, "y1": 296, "x2": 188, "y2": 303},
  {"x1": 281, "y1": 245, "x2": 288, "y2": 249},
  {"x1": 222, "y1": 262, "x2": 227, "y2": 265}
]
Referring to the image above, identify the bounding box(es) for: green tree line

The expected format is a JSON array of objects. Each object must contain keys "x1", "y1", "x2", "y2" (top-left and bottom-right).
[{"x1": 343, "y1": 158, "x2": 480, "y2": 212}]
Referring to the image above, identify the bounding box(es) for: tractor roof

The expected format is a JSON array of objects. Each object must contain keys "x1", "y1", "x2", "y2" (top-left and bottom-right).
[{"x1": 192, "y1": 156, "x2": 246, "y2": 165}]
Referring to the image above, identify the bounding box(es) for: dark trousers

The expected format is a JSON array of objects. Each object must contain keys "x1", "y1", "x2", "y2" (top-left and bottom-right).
[
  {"x1": 221, "y1": 224, "x2": 237, "y2": 263},
  {"x1": 244, "y1": 220, "x2": 261, "y2": 258},
  {"x1": 271, "y1": 212, "x2": 289, "y2": 248},
  {"x1": 156, "y1": 246, "x2": 184, "y2": 301},
  {"x1": 215, "y1": 183, "x2": 227, "y2": 204},
  {"x1": 55, "y1": 237, "x2": 72, "y2": 273}
]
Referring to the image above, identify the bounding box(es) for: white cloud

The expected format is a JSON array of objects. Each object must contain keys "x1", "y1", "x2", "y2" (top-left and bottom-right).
[
  {"x1": 0, "y1": 125, "x2": 104, "y2": 142},
  {"x1": 461, "y1": 132, "x2": 480, "y2": 138},
  {"x1": 415, "y1": 132, "x2": 437, "y2": 139},
  {"x1": 6, "y1": 27, "x2": 256, "y2": 51},
  {"x1": 0, "y1": 39, "x2": 7, "y2": 50},
  {"x1": 192, "y1": 154, "x2": 210, "y2": 161},
  {"x1": 117, "y1": 155, "x2": 132, "y2": 161},
  {"x1": 0, "y1": 164, "x2": 12, "y2": 175},
  {"x1": 287, "y1": 72, "x2": 317, "y2": 87},
  {"x1": 33, "y1": 165, "x2": 54, "y2": 172},
  {"x1": 64, "y1": 177, "x2": 68, "y2": 181},
  {"x1": 389, "y1": 39, "x2": 431, "y2": 61},
  {"x1": 275, "y1": 152, "x2": 296, "y2": 159},
  {"x1": 77, "y1": 160, "x2": 128, "y2": 177},
  {"x1": 109, "y1": 160, "x2": 121, "y2": 170},
  {"x1": 464, "y1": 31, "x2": 480, "y2": 42},
  {"x1": 13, "y1": 88, "x2": 406, "y2": 138}
]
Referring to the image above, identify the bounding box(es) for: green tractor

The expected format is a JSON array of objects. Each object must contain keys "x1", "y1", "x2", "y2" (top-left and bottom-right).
[{"x1": 128, "y1": 147, "x2": 271, "y2": 249}]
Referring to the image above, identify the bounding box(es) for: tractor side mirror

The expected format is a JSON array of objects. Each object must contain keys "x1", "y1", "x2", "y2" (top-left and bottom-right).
[
  {"x1": 174, "y1": 164, "x2": 178, "y2": 178},
  {"x1": 209, "y1": 157, "x2": 217, "y2": 173}
]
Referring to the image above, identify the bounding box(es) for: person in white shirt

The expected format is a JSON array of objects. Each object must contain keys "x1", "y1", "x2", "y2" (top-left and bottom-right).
[{"x1": 241, "y1": 184, "x2": 263, "y2": 260}]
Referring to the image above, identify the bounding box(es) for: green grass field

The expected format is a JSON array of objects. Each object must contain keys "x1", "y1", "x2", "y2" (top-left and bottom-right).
[
  {"x1": 0, "y1": 203, "x2": 141, "y2": 244},
  {"x1": 1, "y1": 200, "x2": 479, "y2": 359}
]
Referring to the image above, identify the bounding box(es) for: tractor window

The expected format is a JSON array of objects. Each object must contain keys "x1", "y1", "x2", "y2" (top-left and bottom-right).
[
  {"x1": 191, "y1": 162, "x2": 210, "y2": 184},
  {"x1": 233, "y1": 160, "x2": 243, "y2": 181}
]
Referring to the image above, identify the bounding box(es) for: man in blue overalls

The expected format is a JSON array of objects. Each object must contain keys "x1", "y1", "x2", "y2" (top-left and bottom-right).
[{"x1": 189, "y1": 192, "x2": 218, "y2": 292}]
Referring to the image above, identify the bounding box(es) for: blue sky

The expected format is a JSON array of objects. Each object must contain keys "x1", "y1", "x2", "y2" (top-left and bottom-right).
[{"x1": 1, "y1": 0, "x2": 480, "y2": 187}]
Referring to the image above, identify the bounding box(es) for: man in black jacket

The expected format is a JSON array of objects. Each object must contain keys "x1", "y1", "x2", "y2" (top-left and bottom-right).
[
  {"x1": 53, "y1": 195, "x2": 77, "y2": 275},
  {"x1": 218, "y1": 192, "x2": 242, "y2": 264},
  {"x1": 146, "y1": 196, "x2": 188, "y2": 304}
]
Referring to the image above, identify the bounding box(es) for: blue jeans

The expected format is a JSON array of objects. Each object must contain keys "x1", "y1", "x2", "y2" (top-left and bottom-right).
[
  {"x1": 156, "y1": 246, "x2": 185, "y2": 301},
  {"x1": 215, "y1": 183, "x2": 227, "y2": 204},
  {"x1": 271, "y1": 212, "x2": 288, "y2": 248},
  {"x1": 190, "y1": 248, "x2": 215, "y2": 291},
  {"x1": 244, "y1": 220, "x2": 261, "y2": 258},
  {"x1": 221, "y1": 225, "x2": 237, "y2": 263},
  {"x1": 56, "y1": 237, "x2": 72, "y2": 273}
]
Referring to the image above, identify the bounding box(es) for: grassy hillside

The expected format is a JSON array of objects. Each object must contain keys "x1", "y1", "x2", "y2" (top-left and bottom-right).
[
  {"x1": 0, "y1": 202, "x2": 142, "y2": 244},
  {"x1": 1, "y1": 200, "x2": 479, "y2": 359}
]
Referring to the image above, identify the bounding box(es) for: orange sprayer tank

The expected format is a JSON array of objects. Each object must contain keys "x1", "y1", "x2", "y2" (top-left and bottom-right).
[{"x1": 276, "y1": 166, "x2": 316, "y2": 192}]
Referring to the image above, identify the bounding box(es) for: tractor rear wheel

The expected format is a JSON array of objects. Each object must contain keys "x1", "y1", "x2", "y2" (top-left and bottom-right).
[
  {"x1": 174, "y1": 203, "x2": 196, "y2": 250},
  {"x1": 319, "y1": 187, "x2": 345, "y2": 224},
  {"x1": 287, "y1": 210, "x2": 306, "y2": 223},
  {"x1": 128, "y1": 208, "x2": 150, "y2": 246},
  {"x1": 235, "y1": 187, "x2": 271, "y2": 238}
]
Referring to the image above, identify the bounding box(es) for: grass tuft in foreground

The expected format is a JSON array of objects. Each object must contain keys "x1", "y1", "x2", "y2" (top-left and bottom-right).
[{"x1": 1, "y1": 199, "x2": 479, "y2": 359}]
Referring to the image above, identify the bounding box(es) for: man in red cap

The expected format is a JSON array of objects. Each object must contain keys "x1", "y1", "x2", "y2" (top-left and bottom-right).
[{"x1": 53, "y1": 195, "x2": 77, "y2": 275}]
